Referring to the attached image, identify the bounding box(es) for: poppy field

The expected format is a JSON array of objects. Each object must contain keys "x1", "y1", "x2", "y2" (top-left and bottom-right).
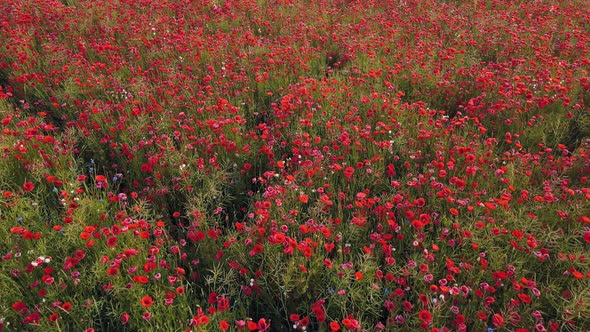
[{"x1": 1, "y1": 0, "x2": 589, "y2": 331}]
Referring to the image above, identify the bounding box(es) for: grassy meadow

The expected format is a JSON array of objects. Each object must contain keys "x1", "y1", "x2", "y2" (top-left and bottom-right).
[{"x1": 0, "y1": 0, "x2": 589, "y2": 331}]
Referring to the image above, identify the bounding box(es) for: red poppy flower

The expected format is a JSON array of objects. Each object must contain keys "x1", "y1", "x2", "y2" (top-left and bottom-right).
[
  {"x1": 299, "y1": 317, "x2": 310, "y2": 327},
  {"x1": 140, "y1": 295, "x2": 153, "y2": 308},
  {"x1": 343, "y1": 166, "x2": 354, "y2": 180},
  {"x1": 219, "y1": 320, "x2": 230, "y2": 331},
  {"x1": 354, "y1": 271, "x2": 363, "y2": 281},
  {"x1": 106, "y1": 236, "x2": 117, "y2": 247},
  {"x1": 402, "y1": 301, "x2": 413, "y2": 311},
  {"x1": 23, "y1": 311, "x2": 41, "y2": 324},
  {"x1": 517, "y1": 293, "x2": 531, "y2": 304},
  {"x1": 342, "y1": 316, "x2": 359, "y2": 330},
  {"x1": 477, "y1": 312, "x2": 488, "y2": 321},
  {"x1": 329, "y1": 321, "x2": 341, "y2": 331},
  {"x1": 133, "y1": 275, "x2": 149, "y2": 284},
  {"x1": 12, "y1": 301, "x2": 28, "y2": 314},
  {"x1": 23, "y1": 181, "x2": 34, "y2": 192},
  {"x1": 299, "y1": 194, "x2": 309, "y2": 203},
  {"x1": 247, "y1": 320, "x2": 258, "y2": 331},
  {"x1": 106, "y1": 266, "x2": 118, "y2": 276},
  {"x1": 491, "y1": 313, "x2": 504, "y2": 327},
  {"x1": 120, "y1": 313, "x2": 129, "y2": 325},
  {"x1": 257, "y1": 318, "x2": 270, "y2": 331},
  {"x1": 419, "y1": 310, "x2": 432, "y2": 322},
  {"x1": 199, "y1": 315, "x2": 209, "y2": 325},
  {"x1": 61, "y1": 302, "x2": 72, "y2": 311},
  {"x1": 217, "y1": 297, "x2": 229, "y2": 311}
]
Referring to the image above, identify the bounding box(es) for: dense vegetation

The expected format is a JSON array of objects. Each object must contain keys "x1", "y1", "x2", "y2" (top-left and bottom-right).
[{"x1": 1, "y1": 0, "x2": 589, "y2": 331}]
